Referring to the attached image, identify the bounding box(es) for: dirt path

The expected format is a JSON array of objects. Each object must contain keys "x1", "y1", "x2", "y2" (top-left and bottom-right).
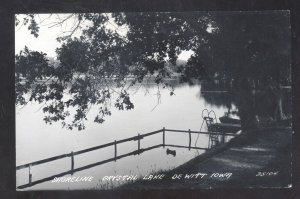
[{"x1": 120, "y1": 127, "x2": 292, "y2": 189}]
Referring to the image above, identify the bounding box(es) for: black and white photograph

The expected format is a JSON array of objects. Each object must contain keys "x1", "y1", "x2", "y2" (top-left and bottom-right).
[{"x1": 15, "y1": 11, "x2": 292, "y2": 190}]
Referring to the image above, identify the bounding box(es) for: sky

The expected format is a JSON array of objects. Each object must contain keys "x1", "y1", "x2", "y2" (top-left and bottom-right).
[
  {"x1": 15, "y1": 14, "x2": 86, "y2": 58},
  {"x1": 15, "y1": 14, "x2": 194, "y2": 60}
]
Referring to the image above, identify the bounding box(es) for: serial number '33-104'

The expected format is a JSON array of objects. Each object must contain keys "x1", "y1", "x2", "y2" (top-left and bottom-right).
[{"x1": 256, "y1": 171, "x2": 279, "y2": 177}]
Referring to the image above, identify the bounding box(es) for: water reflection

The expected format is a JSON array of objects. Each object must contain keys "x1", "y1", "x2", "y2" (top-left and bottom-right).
[
  {"x1": 16, "y1": 78, "x2": 292, "y2": 190},
  {"x1": 200, "y1": 80, "x2": 292, "y2": 129},
  {"x1": 16, "y1": 82, "x2": 231, "y2": 190}
]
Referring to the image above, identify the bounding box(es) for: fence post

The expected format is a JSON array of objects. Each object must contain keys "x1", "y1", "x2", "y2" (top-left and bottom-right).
[
  {"x1": 70, "y1": 151, "x2": 74, "y2": 175},
  {"x1": 28, "y1": 164, "x2": 32, "y2": 185},
  {"x1": 188, "y1": 129, "x2": 191, "y2": 150},
  {"x1": 221, "y1": 131, "x2": 225, "y2": 144},
  {"x1": 138, "y1": 134, "x2": 140, "y2": 154},
  {"x1": 163, "y1": 127, "x2": 165, "y2": 148},
  {"x1": 114, "y1": 140, "x2": 117, "y2": 161}
]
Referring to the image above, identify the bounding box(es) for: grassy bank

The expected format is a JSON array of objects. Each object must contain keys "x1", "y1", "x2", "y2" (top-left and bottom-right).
[{"x1": 118, "y1": 127, "x2": 292, "y2": 190}]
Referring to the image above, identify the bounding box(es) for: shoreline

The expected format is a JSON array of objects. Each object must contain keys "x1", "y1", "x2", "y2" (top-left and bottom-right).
[{"x1": 118, "y1": 126, "x2": 292, "y2": 190}]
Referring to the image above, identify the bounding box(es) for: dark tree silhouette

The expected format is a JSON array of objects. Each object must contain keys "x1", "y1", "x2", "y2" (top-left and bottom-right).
[
  {"x1": 15, "y1": 12, "x2": 291, "y2": 131},
  {"x1": 197, "y1": 12, "x2": 291, "y2": 131}
]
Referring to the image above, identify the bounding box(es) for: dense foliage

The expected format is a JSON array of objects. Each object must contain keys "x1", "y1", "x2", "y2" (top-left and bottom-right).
[{"x1": 15, "y1": 12, "x2": 291, "y2": 131}]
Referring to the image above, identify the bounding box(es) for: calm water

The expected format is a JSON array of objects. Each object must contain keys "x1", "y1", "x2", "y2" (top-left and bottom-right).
[{"x1": 16, "y1": 83, "x2": 231, "y2": 190}]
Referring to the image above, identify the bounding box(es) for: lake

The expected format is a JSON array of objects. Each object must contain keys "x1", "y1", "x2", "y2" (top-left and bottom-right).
[{"x1": 16, "y1": 82, "x2": 233, "y2": 190}]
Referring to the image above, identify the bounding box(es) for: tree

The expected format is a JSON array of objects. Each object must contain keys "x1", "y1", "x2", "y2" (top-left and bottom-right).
[
  {"x1": 15, "y1": 12, "x2": 291, "y2": 131},
  {"x1": 15, "y1": 12, "x2": 214, "y2": 130},
  {"x1": 197, "y1": 12, "x2": 291, "y2": 130}
]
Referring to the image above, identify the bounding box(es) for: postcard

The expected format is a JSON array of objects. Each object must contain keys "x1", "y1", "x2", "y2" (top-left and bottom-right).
[{"x1": 15, "y1": 11, "x2": 292, "y2": 190}]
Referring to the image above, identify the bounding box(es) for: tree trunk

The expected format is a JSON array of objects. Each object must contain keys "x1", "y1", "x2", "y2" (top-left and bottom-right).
[{"x1": 234, "y1": 79, "x2": 259, "y2": 133}]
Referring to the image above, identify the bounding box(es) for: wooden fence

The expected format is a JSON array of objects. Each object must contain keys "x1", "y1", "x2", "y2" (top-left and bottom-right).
[{"x1": 16, "y1": 127, "x2": 238, "y2": 189}]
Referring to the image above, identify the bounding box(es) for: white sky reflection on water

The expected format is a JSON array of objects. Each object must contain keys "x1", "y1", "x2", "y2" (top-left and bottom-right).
[
  {"x1": 15, "y1": 15, "x2": 225, "y2": 190},
  {"x1": 16, "y1": 84, "x2": 231, "y2": 190}
]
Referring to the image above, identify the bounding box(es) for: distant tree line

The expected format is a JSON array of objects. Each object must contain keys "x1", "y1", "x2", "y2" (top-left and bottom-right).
[{"x1": 15, "y1": 12, "x2": 291, "y2": 131}]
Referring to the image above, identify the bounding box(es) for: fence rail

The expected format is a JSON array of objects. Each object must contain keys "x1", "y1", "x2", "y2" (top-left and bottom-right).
[
  {"x1": 16, "y1": 127, "x2": 238, "y2": 189},
  {"x1": 16, "y1": 129, "x2": 163, "y2": 170},
  {"x1": 17, "y1": 144, "x2": 163, "y2": 189}
]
